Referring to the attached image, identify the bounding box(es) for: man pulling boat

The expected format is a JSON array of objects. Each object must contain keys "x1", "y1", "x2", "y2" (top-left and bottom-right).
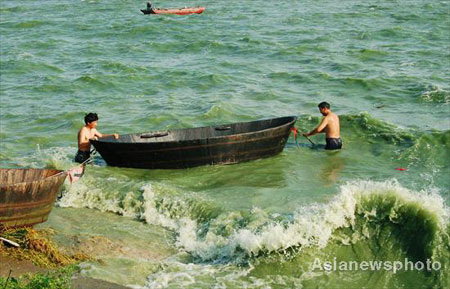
[
  {"x1": 303, "y1": 102, "x2": 342, "y2": 150},
  {"x1": 75, "y1": 113, "x2": 119, "y2": 164}
]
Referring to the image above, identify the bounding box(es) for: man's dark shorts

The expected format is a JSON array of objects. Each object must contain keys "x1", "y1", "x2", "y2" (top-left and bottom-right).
[
  {"x1": 325, "y1": 138, "x2": 342, "y2": 150},
  {"x1": 75, "y1": 150, "x2": 91, "y2": 164}
]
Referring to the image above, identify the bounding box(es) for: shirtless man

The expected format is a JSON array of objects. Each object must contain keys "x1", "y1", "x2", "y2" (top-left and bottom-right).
[
  {"x1": 75, "y1": 113, "x2": 119, "y2": 163},
  {"x1": 303, "y1": 102, "x2": 342, "y2": 150}
]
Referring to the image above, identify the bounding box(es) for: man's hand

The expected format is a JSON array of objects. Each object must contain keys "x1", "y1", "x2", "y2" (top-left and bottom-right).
[{"x1": 113, "y1": 133, "x2": 119, "y2": 139}]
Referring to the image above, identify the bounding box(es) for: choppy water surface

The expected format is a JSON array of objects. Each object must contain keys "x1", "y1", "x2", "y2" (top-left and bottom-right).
[{"x1": 1, "y1": 0, "x2": 449, "y2": 288}]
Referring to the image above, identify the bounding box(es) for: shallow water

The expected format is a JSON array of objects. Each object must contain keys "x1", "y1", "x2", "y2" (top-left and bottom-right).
[{"x1": 1, "y1": 0, "x2": 449, "y2": 288}]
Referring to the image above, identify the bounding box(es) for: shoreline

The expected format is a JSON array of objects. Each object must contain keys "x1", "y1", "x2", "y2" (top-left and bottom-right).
[
  {"x1": 0, "y1": 208, "x2": 174, "y2": 288},
  {"x1": 0, "y1": 224, "x2": 138, "y2": 289},
  {"x1": 0, "y1": 253, "x2": 131, "y2": 289}
]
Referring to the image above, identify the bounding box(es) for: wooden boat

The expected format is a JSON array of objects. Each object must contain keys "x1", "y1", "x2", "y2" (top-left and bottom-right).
[
  {"x1": 0, "y1": 168, "x2": 67, "y2": 228},
  {"x1": 91, "y1": 116, "x2": 297, "y2": 169},
  {"x1": 141, "y1": 4, "x2": 205, "y2": 15}
]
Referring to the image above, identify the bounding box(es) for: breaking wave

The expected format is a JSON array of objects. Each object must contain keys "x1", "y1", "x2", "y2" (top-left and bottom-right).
[{"x1": 57, "y1": 178, "x2": 449, "y2": 288}]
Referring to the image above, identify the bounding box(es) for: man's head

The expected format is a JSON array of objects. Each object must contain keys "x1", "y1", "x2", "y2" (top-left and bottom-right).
[
  {"x1": 84, "y1": 113, "x2": 99, "y2": 127},
  {"x1": 318, "y1": 102, "x2": 331, "y2": 116}
]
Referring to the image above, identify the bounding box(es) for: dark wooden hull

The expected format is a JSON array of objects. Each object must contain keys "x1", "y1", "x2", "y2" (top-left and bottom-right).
[
  {"x1": 0, "y1": 168, "x2": 66, "y2": 228},
  {"x1": 91, "y1": 116, "x2": 297, "y2": 169}
]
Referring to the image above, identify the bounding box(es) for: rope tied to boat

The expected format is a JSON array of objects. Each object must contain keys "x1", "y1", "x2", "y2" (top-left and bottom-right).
[
  {"x1": 50, "y1": 148, "x2": 97, "y2": 184},
  {"x1": 66, "y1": 149, "x2": 98, "y2": 183},
  {"x1": 290, "y1": 127, "x2": 298, "y2": 141},
  {"x1": 290, "y1": 127, "x2": 300, "y2": 148},
  {"x1": 290, "y1": 126, "x2": 315, "y2": 146}
]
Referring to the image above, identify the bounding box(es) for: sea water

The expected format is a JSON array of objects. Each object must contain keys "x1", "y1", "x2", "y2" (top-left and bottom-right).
[{"x1": 1, "y1": 0, "x2": 449, "y2": 288}]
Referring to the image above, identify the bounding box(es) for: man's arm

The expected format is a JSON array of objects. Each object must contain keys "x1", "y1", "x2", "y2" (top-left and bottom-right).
[
  {"x1": 94, "y1": 130, "x2": 119, "y2": 139},
  {"x1": 304, "y1": 117, "x2": 328, "y2": 137},
  {"x1": 93, "y1": 129, "x2": 102, "y2": 139}
]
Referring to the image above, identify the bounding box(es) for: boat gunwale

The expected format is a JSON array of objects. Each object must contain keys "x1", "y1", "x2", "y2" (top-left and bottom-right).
[
  {"x1": 98, "y1": 129, "x2": 290, "y2": 154},
  {"x1": 0, "y1": 168, "x2": 66, "y2": 188},
  {"x1": 93, "y1": 116, "x2": 297, "y2": 145}
]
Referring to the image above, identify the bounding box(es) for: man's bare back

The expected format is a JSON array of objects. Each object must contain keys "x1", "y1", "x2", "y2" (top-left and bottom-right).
[
  {"x1": 321, "y1": 112, "x2": 340, "y2": 139},
  {"x1": 303, "y1": 102, "x2": 342, "y2": 150}
]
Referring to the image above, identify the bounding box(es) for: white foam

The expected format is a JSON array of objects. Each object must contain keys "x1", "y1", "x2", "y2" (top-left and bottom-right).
[
  {"x1": 140, "y1": 261, "x2": 261, "y2": 289},
  {"x1": 140, "y1": 184, "x2": 178, "y2": 230},
  {"x1": 169, "y1": 180, "x2": 448, "y2": 262},
  {"x1": 58, "y1": 177, "x2": 448, "y2": 264}
]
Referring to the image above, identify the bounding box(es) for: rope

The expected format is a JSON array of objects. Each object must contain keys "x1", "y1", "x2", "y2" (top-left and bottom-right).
[
  {"x1": 297, "y1": 127, "x2": 315, "y2": 145},
  {"x1": 49, "y1": 148, "x2": 97, "y2": 178},
  {"x1": 78, "y1": 148, "x2": 96, "y2": 166},
  {"x1": 290, "y1": 127, "x2": 300, "y2": 148},
  {"x1": 290, "y1": 126, "x2": 315, "y2": 146}
]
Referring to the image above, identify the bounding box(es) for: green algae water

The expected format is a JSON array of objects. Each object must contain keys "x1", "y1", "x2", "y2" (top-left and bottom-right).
[{"x1": 1, "y1": 0, "x2": 449, "y2": 288}]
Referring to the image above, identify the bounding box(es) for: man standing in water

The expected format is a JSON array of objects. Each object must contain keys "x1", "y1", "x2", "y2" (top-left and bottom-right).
[
  {"x1": 303, "y1": 102, "x2": 342, "y2": 150},
  {"x1": 75, "y1": 113, "x2": 119, "y2": 163}
]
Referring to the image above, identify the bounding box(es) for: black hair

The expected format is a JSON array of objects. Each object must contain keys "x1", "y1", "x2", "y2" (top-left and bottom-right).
[
  {"x1": 318, "y1": 102, "x2": 330, "y2": 109},
  {"x1": 84, "y1": 112, "x2": 98, "y2": 125}
]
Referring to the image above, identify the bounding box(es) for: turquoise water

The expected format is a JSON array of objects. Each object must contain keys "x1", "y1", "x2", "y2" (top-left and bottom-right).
[{"x1": 1, "y1": 0, "x2": 449, "y2": 288}]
